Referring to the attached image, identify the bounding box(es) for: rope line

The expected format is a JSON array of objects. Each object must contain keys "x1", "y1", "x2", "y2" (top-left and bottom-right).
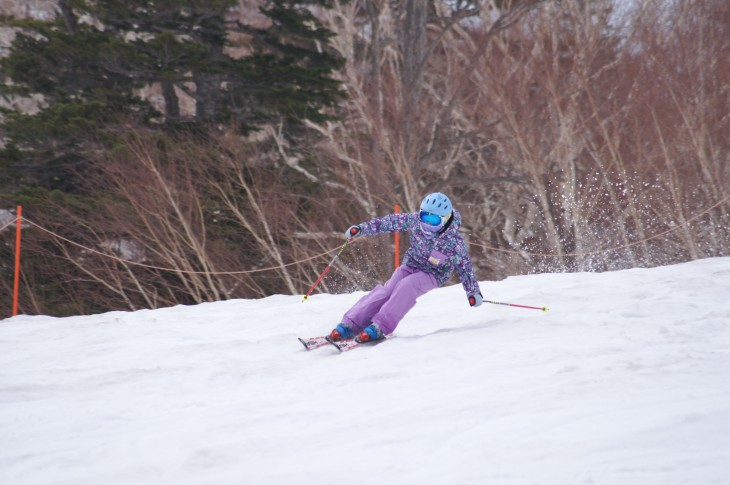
[
  {"x1": 22, "y1": 218, "x2": 340, "y2": 275},
  {"x1": 0, "y1": 219, "x2": 16, "y2": 233},
  {"x1": 468, "y1": 192, "x2": 730, "y2": 258},
  {"x1": 9, "y1": 191, "x2": 729, "y2": 275}
]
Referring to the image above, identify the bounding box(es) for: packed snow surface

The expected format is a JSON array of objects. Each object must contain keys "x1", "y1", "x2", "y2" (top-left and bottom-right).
[{"x1": 2, "y1": 258, "x2": 730, "y2": 485}]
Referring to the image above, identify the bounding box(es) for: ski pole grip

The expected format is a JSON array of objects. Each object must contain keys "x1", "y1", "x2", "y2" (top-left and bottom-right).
[{"x1": 345, "y1": 225, "x2": 362, "y2": 240}]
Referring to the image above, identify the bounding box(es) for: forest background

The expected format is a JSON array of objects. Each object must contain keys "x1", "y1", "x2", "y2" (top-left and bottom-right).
[{"x1": 0, "y1": 0, "x2": 728, "y2": 317}]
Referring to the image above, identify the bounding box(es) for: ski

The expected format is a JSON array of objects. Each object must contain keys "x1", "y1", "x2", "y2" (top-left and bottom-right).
[
  {"x1": 325, "y1": 335, "x2": 389, "y2": 352},
  {"x1": 298, "y1": 336, "x2": 329, "y2": 351}
]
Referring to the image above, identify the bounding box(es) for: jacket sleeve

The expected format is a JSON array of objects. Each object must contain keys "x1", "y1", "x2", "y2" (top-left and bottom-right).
[
  {"x1": 358, "y1": 212, "x2": 419, "y2": 236},
  {"x1": 453, "y1": 237, "x2": 481, "y2": 296}
]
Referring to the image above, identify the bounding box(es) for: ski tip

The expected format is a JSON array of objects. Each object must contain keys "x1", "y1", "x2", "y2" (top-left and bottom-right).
[{"x1": 299, "y1": 336, "x2": 330, "y2": 351}]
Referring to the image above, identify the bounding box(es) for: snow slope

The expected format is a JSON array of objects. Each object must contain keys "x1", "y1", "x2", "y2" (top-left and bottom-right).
[{"x1": 2, "y1": 258, "x2": 730, "y2": 485}]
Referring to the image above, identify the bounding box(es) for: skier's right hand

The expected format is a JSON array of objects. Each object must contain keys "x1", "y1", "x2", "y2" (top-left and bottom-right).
[{"x1": 345, "y1": 225, "x2": 362, "y2": 240}]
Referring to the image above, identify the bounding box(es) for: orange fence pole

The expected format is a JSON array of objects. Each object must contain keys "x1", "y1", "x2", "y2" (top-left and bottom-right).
[
  {"x1": 394, "y1": 204, "x2": 400, "y2": 269},
  {"x1": 12, "y1": 205, "x2": 22, "y2": 317}
]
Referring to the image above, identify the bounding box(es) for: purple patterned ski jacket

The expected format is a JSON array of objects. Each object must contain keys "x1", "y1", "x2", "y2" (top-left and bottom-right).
[{"x1": 358, "y1": 209, "x2": 482, "y2": 297}]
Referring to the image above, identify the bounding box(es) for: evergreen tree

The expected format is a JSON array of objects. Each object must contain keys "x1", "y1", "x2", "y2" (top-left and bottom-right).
[
  {"x1": 0, "y1": 0, "x2": 345, "y2": 192},
  {"x1": 0, "y1": 6, "x2": 150, "y2": 190},
  {"x1": 243, "y1": 0, "x2": 345, "y2": 127}
]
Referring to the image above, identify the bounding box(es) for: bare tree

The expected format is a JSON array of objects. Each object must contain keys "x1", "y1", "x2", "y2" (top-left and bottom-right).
[{"x1": 8, "y1": 0, "x2": 728, "y2": 316}]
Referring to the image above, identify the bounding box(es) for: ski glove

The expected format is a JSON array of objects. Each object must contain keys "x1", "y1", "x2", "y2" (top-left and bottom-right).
[
  {"x1": 468, "y1": 293, "x2": 483, "y2": 307},
  {"x1": 345, "y1": 225, "x2": 362, "y2": 240}
]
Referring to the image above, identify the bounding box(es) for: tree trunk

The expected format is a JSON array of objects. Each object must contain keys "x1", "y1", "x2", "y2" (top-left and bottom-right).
[
  {"x1": 58, "y1": 0, "x2": 79, "y2": 33},
  {"x1": 193, "y1": 73, "x2": 221, "y2": 121},
  {"x1": 162, "y1": 81, "x2": 180, "y2": 120}
]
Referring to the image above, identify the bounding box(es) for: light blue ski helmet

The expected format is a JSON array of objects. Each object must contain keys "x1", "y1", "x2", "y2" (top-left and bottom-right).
[{"x1": 419, "y1": 192, "x2": 452, "y2": 233}]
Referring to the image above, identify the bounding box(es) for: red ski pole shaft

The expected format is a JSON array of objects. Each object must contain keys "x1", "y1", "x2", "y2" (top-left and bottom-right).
[
  {"x1": 302, "y1": 241, "x2": 350, "y2": 302},
  {"x1": 485, "y1": 300, "x2": 549, "y2": 312}
]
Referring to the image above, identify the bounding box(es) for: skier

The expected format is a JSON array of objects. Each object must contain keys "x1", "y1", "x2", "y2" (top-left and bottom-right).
[{"x1": 329, "y1": 192, "x2": 483, "y2": 344}]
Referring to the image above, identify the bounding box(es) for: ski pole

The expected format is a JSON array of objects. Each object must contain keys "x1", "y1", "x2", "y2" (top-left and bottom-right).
[
  {"x1": 302, "y1": 240, "x2": 350, "y2": 302},
  {"x1": 485, "y1": 300, "x2": 549, "y2": 312}
]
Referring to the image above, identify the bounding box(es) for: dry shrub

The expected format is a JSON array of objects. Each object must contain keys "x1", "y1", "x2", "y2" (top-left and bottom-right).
[{"x1": 12, "y1": 124, "x2": 392, "y2": 314}]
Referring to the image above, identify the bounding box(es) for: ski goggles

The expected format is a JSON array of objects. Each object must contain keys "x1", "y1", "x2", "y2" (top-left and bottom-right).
[{"x1": 419, "y1": 210, "x2": 448, "y2": 227}]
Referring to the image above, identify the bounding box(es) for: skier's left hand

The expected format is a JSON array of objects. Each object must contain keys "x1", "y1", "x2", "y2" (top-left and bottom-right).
[{"x1": 468, "y1": 293, "x2": 483, "y2": 307}]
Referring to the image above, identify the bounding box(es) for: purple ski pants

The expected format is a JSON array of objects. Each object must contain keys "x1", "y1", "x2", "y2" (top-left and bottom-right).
[{"x1": 342, "y1": 265, "x2": 439, "y2": 335}]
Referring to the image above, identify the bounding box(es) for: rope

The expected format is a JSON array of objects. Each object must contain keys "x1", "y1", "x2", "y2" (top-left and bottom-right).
[
  {"x1": 0, "y1": 219, "x2": 16, "y2": 233},
  {"x1": 22, "y1": 218, "x2": 341, "y2": 275},
  {"x1": 10, "y1": 190, "x2": 730, "y2": 274},
  {"x1": 468, "y1": 192, "x2": 730, "y2": 258}
]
